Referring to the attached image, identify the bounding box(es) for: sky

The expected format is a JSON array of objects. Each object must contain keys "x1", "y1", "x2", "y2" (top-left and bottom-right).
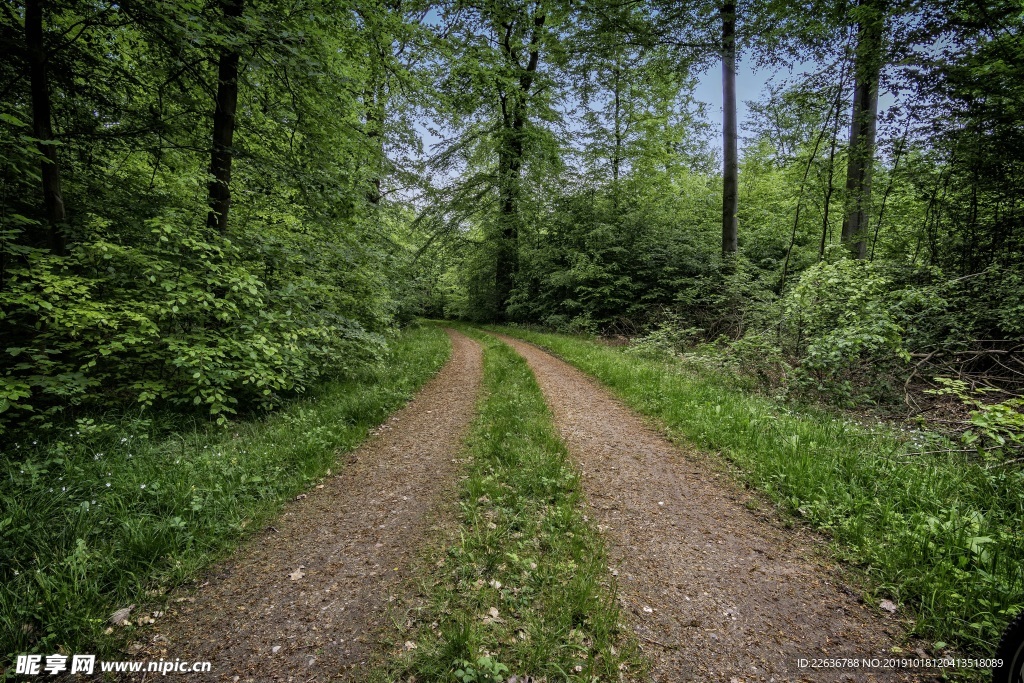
[{"x1": 692, "y1": 58, "x2": 778, "y2": 136}]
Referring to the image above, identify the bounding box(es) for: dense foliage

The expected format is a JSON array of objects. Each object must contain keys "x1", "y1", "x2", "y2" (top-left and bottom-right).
[
  {"x1": 3, "y1": 0, "x2": 1022, "y2": 665},
  {"x1": 1, "y1": 0, "x2": 427, "y2": 428},
  {"x1": 415, "y1": 0, "x2": 1023, "y2": 429}
]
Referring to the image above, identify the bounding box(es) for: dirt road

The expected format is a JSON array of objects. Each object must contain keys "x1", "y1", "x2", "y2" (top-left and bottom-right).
[
  {"x1": 140, "y1": 330, "x2": 482, "y2": 682},
  {"x1": 497, "y1": 333, "x2": 923, "y2": 683}
]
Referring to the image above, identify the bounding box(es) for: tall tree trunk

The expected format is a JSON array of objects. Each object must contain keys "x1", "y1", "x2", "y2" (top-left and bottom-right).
[
  {"x1": 720, "y1": 1, "x2": 739, "y2": 263},
  {"x1": 612, "y1": 60, "x2": 622, "y2": 211},
  {"x1": 493, "y1": 10, "x2": 545, "y2": 317},
  {"x1": 25, "y1": 0, "x2": 66, "y2": 255},
  {"x1": 841, "y1": 0, "x2": 884, "y2": 259},
  {"x1": 206, "y1": 0, "x2": 244, "y2": 232},
  {"x1": 495, "y1": 143, "x2": 522, "y2": 317}
]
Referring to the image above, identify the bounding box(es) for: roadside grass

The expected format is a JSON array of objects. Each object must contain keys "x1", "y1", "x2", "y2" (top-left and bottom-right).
[
  {"x1": 383, "y1": 328, "x2": 643, "y2": 683},
  {"x1": 489, "y1": 326, "x2": 1024, "y2": 658},
  {"x1": 0, "y1": 324, "x2": 451, "y2": 664}
]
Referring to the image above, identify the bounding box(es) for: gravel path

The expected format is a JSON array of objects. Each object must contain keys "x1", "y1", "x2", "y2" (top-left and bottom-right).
[
  {"x1": 496, "y1": 334, "x2": 927, "y2": 683},
  {"x1": 139, "y1": 329, "x2": 482, "y2": 681}
]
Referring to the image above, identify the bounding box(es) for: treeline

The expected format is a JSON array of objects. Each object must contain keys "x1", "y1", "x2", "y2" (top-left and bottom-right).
[
  {"x1": 414, "y1": 0, "x2": 1023, "y2": 424},
  {"x1": 0, "y1": 0, "x2": 429, "y2": 428},
  {"x1": 3, "y1": 0, "x2": 1021, "y2": 437}
]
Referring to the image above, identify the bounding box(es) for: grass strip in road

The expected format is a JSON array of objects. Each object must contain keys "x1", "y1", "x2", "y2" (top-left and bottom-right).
[
  {"x1": 386, "y1": 328, "x2": 642, "y2": 683},
  {"x1": 1, "y1": 324, "x2": 451, "y2": 662},
  {"x1": 489, "y1": 326, "x2": 1024, "y2": 658}
]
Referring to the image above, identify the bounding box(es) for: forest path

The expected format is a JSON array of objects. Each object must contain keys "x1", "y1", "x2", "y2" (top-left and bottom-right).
[
  {"x1": 140, "y1": 329, "x2": 482, "y2": 682},
  {"x1": 494, "y1": 333, "x2": 923, "y2": 683}
]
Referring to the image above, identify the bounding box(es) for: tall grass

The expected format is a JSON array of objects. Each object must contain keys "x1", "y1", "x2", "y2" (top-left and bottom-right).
[
  {"x1": 492, "y1": 326, "x2": 1024, "y2": 656},
  {"x1": 385, "y1": 328, "x2": 642, "y2": 682},
  {"x1": 1, "y1": 324, "x2": 451, "y2": 664}
]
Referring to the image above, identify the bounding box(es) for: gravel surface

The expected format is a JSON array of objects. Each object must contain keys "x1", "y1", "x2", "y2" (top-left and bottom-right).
[
  {"x1": 137, "y1": 329, "x2": 482, "y2": 681},
  {"x1": 497, "y1": 334, "x2": 931, "y2": 683}
]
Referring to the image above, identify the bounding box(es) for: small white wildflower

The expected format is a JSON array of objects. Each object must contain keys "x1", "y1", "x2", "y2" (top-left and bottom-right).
[{"x1": 140, "y1": 484, "x2": 146, "y2": 489}]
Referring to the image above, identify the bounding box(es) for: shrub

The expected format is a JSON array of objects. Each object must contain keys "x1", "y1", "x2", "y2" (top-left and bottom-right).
[
  {"x1": 0, "y1": 211, "x2": 388, "y2": 429},
  {"x1": 781, "y1": 258, "x2": 909, "y2": 405}
]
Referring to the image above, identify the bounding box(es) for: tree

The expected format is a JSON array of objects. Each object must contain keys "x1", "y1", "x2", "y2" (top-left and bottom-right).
[
  {"x1": 491, "y1": 2, "x2": 546, "y2": 314},
  {"x1": 841, "y1": 0, "x2": 885, "y2": 258},
  {"x1": 720, "y1": 0, "x2": 739, "y2": 260},
  {"x1": 418, "y1": 0, "x2": 558, "y2": 320},
  {"x1": 24, "y1": 0, "x2": 66, "y2": 254},
  {"x1": 206, "y1": 0, "x2": 244, "y2": 232},
  {"x1": 0, "y1": 0, "x2": 418, "y2": 425}
]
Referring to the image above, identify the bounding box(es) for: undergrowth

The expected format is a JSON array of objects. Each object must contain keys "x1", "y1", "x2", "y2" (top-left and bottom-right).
[
  {"x1": 0, "y1": 324, "x2": 451, "y2": 666},
  {"x1": 491, "y1": 326, "x2": 1024, "y2": 663},
  {"x1": 382, "y1": 328, "x2": 643, "y2": 682}
]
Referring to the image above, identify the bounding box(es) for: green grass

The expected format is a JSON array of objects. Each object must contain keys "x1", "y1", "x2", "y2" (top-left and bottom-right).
[
  {"x1": 382, "y1": 327, "x2": 642, "y2": 683},
  {"x1": 490, "y1": 326, "x2": 1024, "y2": 658},
  {"x1": 0, "y1": 323, "x2": 451, "y2": 665}
]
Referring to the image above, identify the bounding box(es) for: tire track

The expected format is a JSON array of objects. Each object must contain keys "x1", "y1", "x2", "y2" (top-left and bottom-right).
[
  {"x1": 496, "y1": 333, "x2": 925, "y2": 683},
  {"x1": 138, "y1": 329, "x2": 482, "y2": 682}
]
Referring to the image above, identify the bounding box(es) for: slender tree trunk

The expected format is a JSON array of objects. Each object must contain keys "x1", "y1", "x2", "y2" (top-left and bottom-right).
[
  {"x1": 206, "y1": 0, "x2": 245, "y2": 232},
  {"x1": 364, "y1": 81, "x2": 385, "y2": 206},
  {"x1": 25, "y1": 0, "x2": 66, "y2": 255},
  {"x1": 820, "y1": 117, "x2": 841, "y2": 259},
  {"x1": 781, "y1": 96, "x2": 838, "y2": 290},
  {"x1": 612, "y1": 61, "x2": 622, "y2": 211},
  {"x1": 820, "y1": 76, "x2": 847, "y2": 259},
  {"x1": 841, "y1": 0, "x2": 884, "y2": 259},
  {"x1": 869, "y1": 110, "x2": 913, "y2": 260},
  {"x1": 720, "y1": 0, "x2": 739, "y2": 263}
]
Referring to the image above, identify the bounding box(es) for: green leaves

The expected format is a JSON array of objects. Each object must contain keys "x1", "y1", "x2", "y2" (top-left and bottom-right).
[
  {"x1": 0, "y1": 0, "x2": 415, "y2": 431},
  {"x1": 780, "y1": 258, "x2": 909, "y2": 404},
  {"x1": 453, "y1": 656, "x2": 510, "y2": 683},
  {"x1": 0, "y1": 205, "x2": 395, "y2": 427},
  {"x1": 928, "y1": 379, "x2": 1024, "y2": 462}
]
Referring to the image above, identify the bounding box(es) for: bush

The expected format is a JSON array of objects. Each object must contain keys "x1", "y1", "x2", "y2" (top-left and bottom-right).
[
  {"x1": 625, "y1": 314, "x2": 703, "y2": 358},
  {"x1": 0, "y1": 211, "x2": 389, "y2": 429},
  {"x1": 780, "y1": 258, "x2": 910, "y2": 405},
  {"x1": 722, "y1": 331, "x2": 791, "y2": 393}
]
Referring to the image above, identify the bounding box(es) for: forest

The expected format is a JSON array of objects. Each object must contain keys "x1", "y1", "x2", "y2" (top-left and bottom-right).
[{"x1": 2, "y1": 0, "x2": 1023, "y2": 680}]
